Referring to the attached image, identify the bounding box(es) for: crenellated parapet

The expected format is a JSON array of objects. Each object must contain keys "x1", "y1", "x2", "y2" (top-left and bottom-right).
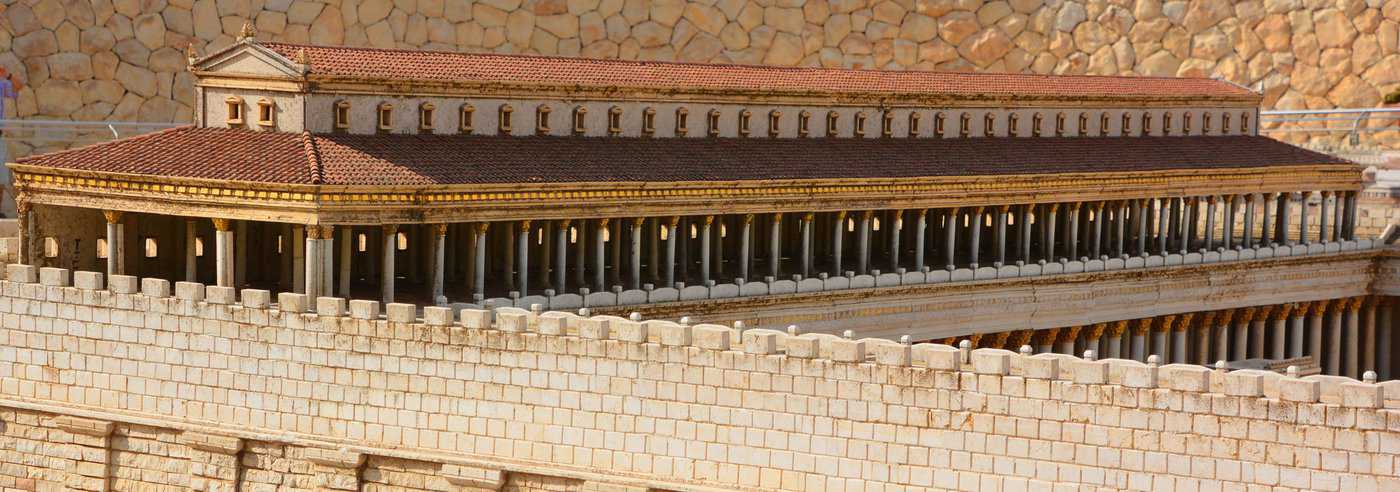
[{"x1": 2, "y1": 263, "x2": 1399, "y2": 490}]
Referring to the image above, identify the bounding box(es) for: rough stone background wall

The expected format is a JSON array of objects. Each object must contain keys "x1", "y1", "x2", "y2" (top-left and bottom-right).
[{"x1": 1, "y1": 0, "x2": 1399, "y2": 154}]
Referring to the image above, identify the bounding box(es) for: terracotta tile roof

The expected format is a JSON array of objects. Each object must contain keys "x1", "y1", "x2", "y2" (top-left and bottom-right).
[
  {"x1": 258, "y1": 42, "x2": 1257, "y2": 102},
  {"x1": 15, "y1": 127, "x2": 1350, "y2": 187}
]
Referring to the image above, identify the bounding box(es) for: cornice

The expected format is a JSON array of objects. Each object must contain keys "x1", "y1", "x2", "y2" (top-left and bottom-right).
[{"x1": 11, "y1": 163, "x2": 1359, "y2": 225}]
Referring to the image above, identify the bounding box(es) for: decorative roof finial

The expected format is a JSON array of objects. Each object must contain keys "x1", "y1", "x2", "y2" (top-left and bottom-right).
[
  {"x1": 295, "y1": 48, "x2": 310, "y2": 66},
  {"x1": 238, "y1": 21, "x2": 256, "y2": 41},
  {"x1": 186, "y1": 43, "x2": 199, "y2": 64}
]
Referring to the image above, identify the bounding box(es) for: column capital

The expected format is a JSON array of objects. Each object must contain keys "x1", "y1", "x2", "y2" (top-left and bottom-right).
[
  {"x1": 668, "y1": 216, "x2": 681, "y2": 227},
  {"x1": 1154, "y1": 315, "x2": 1176, "y2": 333},
  {"x1": 430, "y1": 223, "x2": 447, "y2": 236},
  {"x1": 772, "y1": 212, "x2": 782, "y2": 224},
  {"x1": 1031, "y1": 328, "x2": 1058, "y2": 346},
  {"x1": 102, "y1": 210, "x2": 125, "y2": 224},
  {"x1": 1131, "y1": 318, "x2": 1153, "y2": 335},
  {"x1": 968, "y1": 332, "x2": 984, "y2": 348},
  {"x1": 1271, "y1": 303, "x2": 1294, "y2": 321},
  {"x1": 559, "y1": 218, "x2": 572, "y2": 227},
  {"x1": 307, "y1": 225, "x2": 334, "y2": 239},
  {"x1": 996, "y1": 204, "x2": 1011, "y2": 213},
  {"x1": 1198, "y1": 311, "x2": 1217, "y2": 328},
  {"x1": 383, "y1": 223, "x2": 400, "y2": 234},
  {"x1": 917, "y1": 209, "x2": 928, "y2": 218},
  {"x1": 1236, "y1": 307, "x2": 1258, "y2": 323},
  {"x1": 211, "y1": 218, "x2": 232, "y2": 232},
  {"x1": 1345, "y1": 297, "x2": 1363, "y2": 312},
  {"x1": 1009, "y1": 330, "x2": 1033, "y2": 348},
  {"x1": 1205, "y1": 195, "x2": 1217, "y2": 205},
  {"x1": 987, "y1": 331, "x2": 1010, "y2": 349},
  {"x1": 1056, "y1": 326, "x2": 1082, "y2": 343},
  {"x1": 801, "y1": 212, "x2": 814, "y2": 223},
  {"x1": 15, "y1": 198, "x2": 31, "y2": 215},
  {"x1": 1066, "y1": 202, "x2": 1081, "y2": 211},
  {"x1": 1244, "y1": 193, "x2": 1256, "y2": 203},
  {"x1": 1107, "y1": 320, "x2": 1129, "y2": 337},
  {"x1": 631, "y1": 217, "x2": 645, "y2": 227},
  {"x1": 742, "y1": 213, "x2": 754, "y2": 225},
  {"x1": 1085, "y1": 322, "x2": 1107, "y2": 340},
  {"x1": 471, "y1": 222, "x2": 487, "y2": 234},
  {"x1": 1216, "y1": 309, "x2": 1235, "y2": 326},
  {"x1": 704, "y1": 215, "x2": 716, "y2": 225},
  {"x1": 1047, "y1": 203, "x2": 1060, "y2": 213},
  {"x1": 835, "y1": 210, "x2": 848, "y2": 221},
  {"x1": 861, "y1": 210, "x2": 875, "y2": 220},
  {"x1": 1173, "y1": 313, "x2": 1195, "y2": 332},
  {"x1": 593, "y1": 218, "x2": 605, "y2": 228}
]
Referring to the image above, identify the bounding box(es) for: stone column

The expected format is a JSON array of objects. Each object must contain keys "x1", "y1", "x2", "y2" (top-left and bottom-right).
[
  {"x1": 1213, "y1": 310, "x2": 1234, "y2": 364},
  {"x1": 1233, "y1": 307, "x2": 1255, "y2": 362},
  {"x1": 1379, "y1": 298, "x2": 1393, "y2": 380},
  {"x1": 1195, "y1": 312, "x2": 1217, "y2": 365},
  {"x1": 739, "y1": 214, "x2": 752, "y2": 281},
  {"x1": 554, "y1": 219, "x2": 570, "y2": 292},
  {"x1": 1043, "y1": 204, "x2": 1058, "y2": 261},
  {"x1": 1019, "y1": 204, "x2": 1034, "y2": 263},
  {"x1": 1084, "y1": 323, "x2": 1105, "y2": 356},
  {"x1": 1319, "y1": 191, "x2": 1332, "y2": 243},
  {"x1": 1153, "y1": 198, "x2": 1168, "y2": 254},
  {"x1": 15, "y1": 200, "x2": 31, "y2": 265},
  {"x1": 665, "y1": 217, "x2": 679, "y2": 287},
  {"x1": 913, "y1": 210, "x2": 926, "y2": 270},
  {"x1": 1309, "y1": 300, "x2": 1326, "y2": 363},
  {"x1": 1134, "y1": 199, "x2": 1147, "y2": 256},
  {"x1": 994, "y1": 206, "x2": 1008, "y2": 265},
  {"x1": 382, "y1": 224, "x2": 398, "y2": 304},
  {"x1": 1203, "y1": 196, "x2": 1217, "y2": 250},
  {"x1": 1298, "y1": 191, "x2": 1313, "y2": 244},
  {"x1": 1276, "y1": 192, "x2": 1291, "y2": 245},
  {"x1": 1171, "y1": 313, "x2": 1192, "y2": 364},
  {"x1": 701, "y1": 215, "x2": 714, "y2": 283},
  {"x1": 609, "y1": 219, "x2": 622, "y2": 286},
  {"x1": 942, "y1": 208, "x2": 958, "y2": 269},
  {"x1": 630, "y1": 218, "x2": 643, "y2": 289},
  {"x1": 1345, "y1": 297, "x2": 1361, "y2": 378},
  {"x1": 1250, "y1": 305, "x2": 1270, "y2": 358},
  {"x1": 1223, "y1": 195, "x2": 1237, "y2": 249},
  {"x1": 1115, "y1": 201, "x2": 1128, "y2": 257},
  {"x1": 1345, "y1": 191, "x2": 1358, "y2": 240},
  {"x1": 235, "y1": 221, "x2": 248, "y2": 287},
  {"x1": 185, "y1": 219, "x2": 197, "y2": 282},
  {"x1": 1271, "y1": 304, "x2": 1292, "y2": 360},
  {"x1": 472, "y1": 223, "x2": 487, "y2": 299},
  {"x1": 1261, "y1": 192, "x2": 1275, "y2": 246},
  {"x1": 103, "y1": 210, "x2": 124, "y2": 279},
  {"x1": 214, "y1": 218, "x2": 234, "y2": 288},
  {"x1": 768, "y1": 213, "x2": 782, "y2": 279},
  {"x1": 1055, "y1": 326, "x2": 1081, "y2": 354},
  {"x1": 338, "y1": 227, "x2": 352, "y2": 298},
  {"x1": 1362, "y1": 297, "x2": 1377, "y2": 375},
  {"x1": 801, "y1": 213, "x2": 814, "y2": 277},
  {"x1": 1242, "y1": 194, "x2": 1256, "y2": 248},
  {"x1": 292, "y1": 225, "x2": 305, "y2": 293},
  {"x1": 1086, "y1": 201, "x2": 1097, "y2": 260},
  {"x1": 968, "y1": 207, "x2": 984, "y2": 268},
  {"x1": 1130, "y1": 319, "x2": 1151, "y2": 361},
  {"x1": 1289, "y1": 303, "x2": 1307, "y2": 359},
  {"x1": 592, "y1": 219, "x2": 605, "y2": 291},
  {"x1": 1033, "y1": 328, "x2": 1057, "y2": 354},
  {"x1": 1176, "y1": 197, "x2": 1190, "y2": 254},
  {"x1": 1153, "y1": 315, "x2": 1174, "y2": 360},
  {"x1": 1328, "y1": 298, "x2": 1345, "y2": 375},
  {"x1": 431, "y1": 224, "x2": 447, "y2": 304},
  {"x1": 302, "y1": 224, "x2": 320, "y2": 298},
  {"x1": 1066, "y1": 203, "x2": 1080, "y2": 260},
  {"x1": 832, "y1": 211, "x2": 846, "y2": 275},
  {"x1": 1105, "y1": 320, "x2": 1127, "y2": 359}
]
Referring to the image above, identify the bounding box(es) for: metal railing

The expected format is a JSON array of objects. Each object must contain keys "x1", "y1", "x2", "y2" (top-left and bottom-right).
[
  {"x1": 1260, "y1": 107, "x2": 1400, "y2": 146},
  {"x1": 0, "y1": 119, "x2": 184, "y2": 149}
]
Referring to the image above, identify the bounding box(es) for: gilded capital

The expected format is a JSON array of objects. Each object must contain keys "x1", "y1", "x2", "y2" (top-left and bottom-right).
[
  {"x1": 102, "y1": 210, "x2": 124, "y2": 224},
  {"x1": 1237, "y1": 307, "x2": 1258, "y2": 323},
  {"x1": 801, "y1": 212, "x2": 813, "y2": 223},
  {"x1": 520, "y1": 220, "x2": 533, "y2": 231},
  {"x1": 559, "y1": 218, "x2": 572, "y2": 227},
  {"x1": 211, "y1": 218, "x2": 232, "y2": 232},
  {"x1": 1173, "y1": 313, "x2": 1194, "y2": 332},
  {"x1": 472, "y1": 222, "x2": 487, "y2": 234},
  {"x1": 1107, "y1": 320, "x2": 1129, "y2": 337},
  {"x1": 835, "y1": 211, "x2": 848, "y2": 221},
  {"x1": 1085, "y1": 322, "x2": 1106, "y2": 339},
  {"x1": 1272, "y1": 303, "x2": 1293, "y2": 321},
  {"x1": 743, "y1": 214, "x2": 754, "y2": 225},
  {"x1": 431, "y1": 223, "x2": 448, "y2": 236},
  {"x1": 1198, "y1": 311, "x2": 1217, "y2": 328},
  {"x1": 1031, "y1": 328, "x2": 1058, "y2": 346},
  {"x1": 1009, "y1": 330, "x2": 1033, "y2": 348},
  {"x1": 632, "y1": 217, "x2": 645, "y2": 227},
  {"x1": 1155, "y1": 315, "x2": 1176, "y2": 332},
  {"x1": 1132, "y1": 318, "x2": 1153, "y2": 335},
  {"x1": 705, "y1": 215, "x2": 716, "y2": 225},
  {"x1": 988, "y1": 331, "x2": 1010, "y2": 349},
  {"x1": 384, "y1": 223, "x2": 401, "y2": 234},
  {"x1": 1057, "y1": 326, "x2": 1082, "y2": 343}
]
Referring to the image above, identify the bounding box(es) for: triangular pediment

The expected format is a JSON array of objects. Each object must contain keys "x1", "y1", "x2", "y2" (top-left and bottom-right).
[{"x1": 192, "y1": 40, "x2": 305, "y2": 79}]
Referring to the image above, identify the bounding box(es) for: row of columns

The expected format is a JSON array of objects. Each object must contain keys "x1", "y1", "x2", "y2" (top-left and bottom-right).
[
  {"x1": 68, "y1": 190, "x2": 1357, "y2": 307},
  {"x1": 942, "y1": 296, "x2": 1396, "y2": 380}
]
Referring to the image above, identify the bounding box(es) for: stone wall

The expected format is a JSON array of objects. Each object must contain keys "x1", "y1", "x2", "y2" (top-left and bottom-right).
[
  {"x1": 3, "y1": 263, "x2": 1400, "y2": 490},
  {"x1": 2, "y1": 0, "x2": 1400, "y2": 155}
]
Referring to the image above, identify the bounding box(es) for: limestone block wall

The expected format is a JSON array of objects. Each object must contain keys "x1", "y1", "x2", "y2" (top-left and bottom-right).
[
  {"x1": 2, "y1": 0, "x2": 1400, "y2": 156},
  {"x1": 2, "y1": 264, "x2": 1400, "y2": 490}
]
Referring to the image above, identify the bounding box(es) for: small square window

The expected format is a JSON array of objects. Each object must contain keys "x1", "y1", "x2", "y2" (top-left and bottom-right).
[
  {"x1": 608, "y1": 106, "x2": 623, "y2": 135},
  {"x1": 420, "y1": 103, "x2": 436, "y2": 133},
  {"x1": 536, "y1": 105, "x2": 552, "y2": 135},
  {"x1": 333, "y1": 100, "x2": 350, "y2": 130},
  {"x1": 377, "y1": 102, "x2": 394, "y2": 131},
  {"x1": 642, "y1": 107, "x2": 655, "y2": 136},
  {"x1": 499, "y1": 104, "x2": 514, "y2": 134},
  {"x1": 225, "y1": 97, "x2": 244, "y2": 125},
  {"x1": 257, "y1": 99, "x2": 275, "y2": 127},
  {"x1": 675, "y1": 107, "x2": 689, "y2": 136},
  {"x1": 459, "y1": 104, "x2": 474, "y2": 134},
  {"x1": 573, "y1": 106, "x2": 588, "y2": 135}
]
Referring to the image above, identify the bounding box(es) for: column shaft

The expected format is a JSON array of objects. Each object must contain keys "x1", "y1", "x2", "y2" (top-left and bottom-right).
[
  {"x1": 1319, "y1": 192, "x2": 1331, "y2": 243},
  {"x1": 740, "y1": 215, "x2": 752, "y2": 281},
  {"x1": 968, "y1": 207, "x2": 983, "y2": 268},
  {"x1": 185, "y1": 219, "x2": 197, "y2": 282},
  {"x1": 1243, "y1": 195, "x2": 1256, "y2": 248},
  {"x1": 1299, "y1": 192, "x2": 1312, "y2": 245},
  {"x1": 832, "y1": 212, "x2": 846, "y2": 275},
  {"x1": 382, "y1": 225, "x2": 397, "y2": 304},
  {"x1": 701, "y1": 216, "x2": 714, "y2": 283},
  {"x1": 860, "y1": 211, "x2": 874, "y2": 274},
  {"x1": 214, "y1": 218, "x2": 234, "y2": 288},
  {"x1": 473, "y1": 224, "x2": 487, "y2": 300},
  {"x1": 801, "y1": 213, "x2": 814, "y2": 277},
  {"x1": 1261, "y1": 193, "x2": 1275, "y2": 246},
  {"x1": 432, "y1": 224, "x2": 447, "y2": 304},
  {"x1": 630, "y1": 219, "x2": 643, "y2": 289},
  {"x1": 768, "y1": 214, "x2": 782, "y2": 279},
  {"x1": 665, "y1": 218, "x2": 679, "y2": 287},
  {"x1": 994, "y1": 206, "x2": 1008, "y2": 265},
  {"x1": 913, "y1": 210, "x2": 925, "y2": 271},
  {"x1": 886, "y1": 211, "x2": 900, "y2": 272},
  {"x1": 555, "y1": 220, "x2": 570, "y2": 292},
  {"x1": 1019, "y1": 205, "x2": 1033, "y2": 263},
  {"x1": 1204, "y1": 197, "x2": 1217, "y2": 250},
  {"x1": 338, "y1": 227, "x2": 352, "y2": 298}
]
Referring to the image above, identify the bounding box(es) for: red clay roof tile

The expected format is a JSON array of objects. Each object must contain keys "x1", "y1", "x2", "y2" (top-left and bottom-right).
[
  {"x1": 14, "y1": 127, "x2": 1351, "y2": 187},
  {"x1": 258, "y1": 42, "x2": 1257, "y2": 102}
]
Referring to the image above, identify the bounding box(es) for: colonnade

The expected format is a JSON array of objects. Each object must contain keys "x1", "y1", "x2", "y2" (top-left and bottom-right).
[
  {"x1": 62, "y1": 189, "x2": 1356, "y2": 306},
  {"x1": 941, "y1": 296, "x2": 1396, "y2": 380}
]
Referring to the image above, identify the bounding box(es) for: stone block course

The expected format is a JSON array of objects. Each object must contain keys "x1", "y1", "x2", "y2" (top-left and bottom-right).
[{"x1": 0, "y1": 267, "x2": 1398, "y2": 491}]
